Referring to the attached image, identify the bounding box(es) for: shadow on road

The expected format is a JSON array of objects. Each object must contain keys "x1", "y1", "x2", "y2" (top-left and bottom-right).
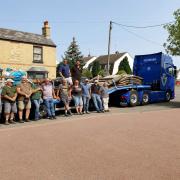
[{"x1": 151, "y1": 101, "x2": 180, "y2": 109}]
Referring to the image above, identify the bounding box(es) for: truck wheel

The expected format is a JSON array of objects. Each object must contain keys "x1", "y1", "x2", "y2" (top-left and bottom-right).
[
  {"x1": 129, "y1": 90, "x2": 138, "y2": 107},
  {"x1": 142, "y1": 93, "x2": 149, "y2": 105},
  {"x1": 165, "y1": 91, "x2": 171, "y2": 102}
]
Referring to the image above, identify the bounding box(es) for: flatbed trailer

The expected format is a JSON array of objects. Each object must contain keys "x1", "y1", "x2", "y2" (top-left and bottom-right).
[{"x1": 108, "y1": 52, "x2": 176, "y2": 107}]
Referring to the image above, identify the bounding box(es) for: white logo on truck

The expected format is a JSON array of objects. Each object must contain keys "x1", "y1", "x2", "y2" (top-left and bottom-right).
[{"x1": 161, "y1": 73, "x2": 167, "y2": 86}]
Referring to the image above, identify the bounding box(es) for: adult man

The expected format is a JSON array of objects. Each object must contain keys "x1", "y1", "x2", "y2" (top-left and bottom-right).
[
  {"x1": 17, "y1": 76, "x2": 32, "y2": 122},
  {"x1": 1, "y1": 79, "x2": 17, "y2": 125},
  {"x1": 31, "y1": 80, "x2": 42, "y2": 120},
  {"x1": 59, "y1": 59, "x2": 72, "y2": 85},
  {"x1": 81, "y1": 78, "x2": 91, "y2": 114},
  {"x1": 42, "y1": 78, "x2": 56, "y2": 119},
  {"x1": 91, "y1": 80, "x2": 104, "y2": 113},
  {"x1": 71, "y1": 60, "x2": 82, "y2": 82}
]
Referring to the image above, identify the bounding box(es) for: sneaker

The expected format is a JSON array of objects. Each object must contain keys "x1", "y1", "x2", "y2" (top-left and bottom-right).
[
  {"x1": 97, "y1": 111, "x2": 101, "y2": 113},
  {"x1": 19, "y1": 119, "x2": 24, "y2": 123},
  {"x1": 46, "y1": 116, "x2": 51, "y2": 119},
  {"x1": 68, "y1": 110, "x2": 73, "y2": 116},
  {"x1": 86, "y1": 111, "x2": 90, "y2": 114},
  {"x1": 52, "y1": 116, "x2": 56, "y2": 119},
  {"x1": 4, "y1": 121, "x2": 10, "y2": 125},
  {"x1": 64, "y1": 113, "x2": 69, "y2": 117},
  {"x1": 9, "y1": 120, "x2": 16, "y2": 124},
  {"x1": 101, "y1": 110, "x2": 105, "y2": 113},
  {"x1": 80, "y1": 112, "x2": 83, "y2": 115},
  {"x1": 25, "y1": 119, "x2": 30, "y2": 122}
]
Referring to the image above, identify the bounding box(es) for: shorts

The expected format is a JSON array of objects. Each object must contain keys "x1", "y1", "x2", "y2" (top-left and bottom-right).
[
  {"x1": 73, "y1": 96, "x2": 83, "y2": 107},
  {"x1": 61, "y1": 96, "x2": 69, "y2": 105},
  {"x1": 4, "y1": 101, "x2": 17, "y2": 114},
  {"x1": 18, "y1": 99, "x2": 31, "y2": 110}
]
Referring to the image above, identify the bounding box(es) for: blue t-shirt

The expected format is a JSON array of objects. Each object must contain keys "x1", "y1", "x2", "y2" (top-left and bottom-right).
[
  {"x1": 81, "y1": 83, "x2": 91, "y2": 97},
  {"x1": 59, "y1": 64, "x2": 70, "y2": 78}
]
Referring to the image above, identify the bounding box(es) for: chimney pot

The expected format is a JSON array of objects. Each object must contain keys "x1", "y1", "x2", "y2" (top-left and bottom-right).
[{"x1": 42, "y1": 21, "x2": 50, "y2": 39}]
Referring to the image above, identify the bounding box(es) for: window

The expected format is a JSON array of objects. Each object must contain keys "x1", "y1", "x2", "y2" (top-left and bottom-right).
[
  {"x1": 33, "y1": 46, "x2": 43, "y2": 63},
  {"x1": 27, "y1": 72, "x2": 48, "y2": 79}
]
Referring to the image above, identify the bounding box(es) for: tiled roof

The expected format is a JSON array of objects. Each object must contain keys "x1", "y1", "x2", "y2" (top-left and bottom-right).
[
  {"x1": 95, "y1": 53, "x2": 126, "y2": 64},
  {"x1": 0, "y1": 28, "x2": 56, "y2": 47},
  {"x1": 82, "y1": 56, "x2": 95, "y2": 63}
]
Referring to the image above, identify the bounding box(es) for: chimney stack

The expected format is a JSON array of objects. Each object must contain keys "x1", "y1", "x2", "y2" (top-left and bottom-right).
[{"x1": 42, "y1": 21, "x2": 50, "y2": 39}]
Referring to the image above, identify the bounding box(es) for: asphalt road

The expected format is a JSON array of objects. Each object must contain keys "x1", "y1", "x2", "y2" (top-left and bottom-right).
[{"x1": 0, "y1": 87, "x2": 180, "y2": 180}]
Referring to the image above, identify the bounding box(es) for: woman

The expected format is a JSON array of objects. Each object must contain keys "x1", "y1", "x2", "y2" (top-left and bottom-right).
[
  {"x1": 57, "y1": 79, "x2": 72, "y2": 116},
  {"x1": 100, "y1": 82, "x2": 109, "y2": 112},
  {"x1": 72, "y1": 80, "x2": 83, "y2": 115}
]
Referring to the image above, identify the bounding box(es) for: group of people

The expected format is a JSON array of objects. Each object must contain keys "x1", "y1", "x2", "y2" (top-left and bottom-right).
[
  {"x1": 0, "y1": 59, "x2": 110, "y2": 125},
  {"x1": 0, "y1": 76, "x2": 56, "y2": 125},
  {"x1": 58, "y1": 59, "x2": 110, "y2": 114}
]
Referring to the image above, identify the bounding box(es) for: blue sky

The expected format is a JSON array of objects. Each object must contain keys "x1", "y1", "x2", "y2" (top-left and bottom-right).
[{"x1": 0, "y1": 0, "x2": 180, "y2": 66}]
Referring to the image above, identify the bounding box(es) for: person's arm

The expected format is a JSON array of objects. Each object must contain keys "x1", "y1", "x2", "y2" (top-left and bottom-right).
[
  {"x1": 52, "y1": 88, "x2": 56, "y2": 99},
  {"x1": 89, "y1": 86, "x2": 92, "y2": 97},
  {"x1": 2, "y1": 88, "x2": 14, "y2": 101},
  {"x1": 16, "y1": 87, "x2": 28, "y2": 98},
  {"x1": 68, "y1": 86, "x2": 72, "y2": 98},
  {"x1": 11, "y1": 92, "x2": 17, "y2": 101},
  {"x1": 59, "y1": 66, "x2": 65, "y2": 78}
]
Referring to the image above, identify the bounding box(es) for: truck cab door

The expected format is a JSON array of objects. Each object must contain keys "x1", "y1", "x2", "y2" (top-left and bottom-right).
[{"x1": 161, "y1": 64, "x2": 176, "y2": 94}]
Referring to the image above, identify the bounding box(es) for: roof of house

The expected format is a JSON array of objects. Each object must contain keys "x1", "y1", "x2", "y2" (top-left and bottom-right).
[
  {"x1": 0, "y1": 28, "x2": 56, "y2": 47},
  {"x1": 27, "y1": 66, "x2": 48, "y2": 72},
  {"x1": 95, "y1": 52, "x2": 126, "y2": 64},
  {"x1": 82, "y1": 56, "x2": 96, "y2": 63}
]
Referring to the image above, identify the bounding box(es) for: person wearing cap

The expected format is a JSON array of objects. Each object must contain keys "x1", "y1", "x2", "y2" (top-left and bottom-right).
[
  {"x1": 59, "y1": 59, "x2": 73, "y2": 85},
  {"x1": 1, "y1": 79, "x2": 17, "y2": 125},
  {"x1": 81, "y1": 78, "x2": 91, "y2": 114},
  {"x1": 16, "y1": 76, "x2": 33, "y2": 123},
  {"x1": 91, "y1": 80, "x2": 104, "y2": 113},
  {"x1": 100, "y1": 82, "x2": 110, "y2": 112},
  {"x1": 41, "y1": 78, "x2": 56, "y2": 119}
]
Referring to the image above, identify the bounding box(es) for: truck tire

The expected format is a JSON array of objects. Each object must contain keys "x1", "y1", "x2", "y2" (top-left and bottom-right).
[
  {"x1": 129, "y1": 90, "x2": 138, "y2": 107},
  {"x1": 142, "y1": 93, "x2": 149, "y2": 105},
  {"x1": 165, "y1": 91, "x2": 171, "y2": 102}
]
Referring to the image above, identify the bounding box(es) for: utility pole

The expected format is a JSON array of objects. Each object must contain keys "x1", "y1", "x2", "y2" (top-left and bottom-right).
[{"x1": 107, "y1": 21, "x2": 112, "y2": 75}]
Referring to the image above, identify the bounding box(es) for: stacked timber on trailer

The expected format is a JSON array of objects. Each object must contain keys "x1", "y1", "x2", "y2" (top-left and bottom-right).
[{"x1": 91, "y1": 74, "x2": 143, "y2": 87}]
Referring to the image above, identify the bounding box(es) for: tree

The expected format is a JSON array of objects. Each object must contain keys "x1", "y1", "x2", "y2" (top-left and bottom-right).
[
  {"x1": 164, "y1": 9, "x2": 180, "y2": 56},
  {"x1": 64, "y1": 37, "x2": 83, "y2": 68},
  {"x1": 118, "y1": 57, "x2": 132, "y2": 74},
  {"x1": 117, "y1": 70, "x2": 127, "y2": 75},
  {"x1": 92, "y1": 61, "x2": 101, "y2": 77},
  {"x1": 82, "y1": 69, "x2": 92, "y2": 78}
]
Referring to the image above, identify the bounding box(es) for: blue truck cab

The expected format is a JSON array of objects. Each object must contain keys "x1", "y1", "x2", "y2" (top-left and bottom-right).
[{"x1": 109, "y1": 52, "x2": 176, "y2": 107}]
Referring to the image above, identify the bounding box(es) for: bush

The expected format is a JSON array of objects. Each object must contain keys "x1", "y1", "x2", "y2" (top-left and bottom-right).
[
  {"x1": 117, "y1": 70, "x2": 127, "y2": 75},
  {"x1": 82, "y1": 69, "x2": 93, "y2": 78}
]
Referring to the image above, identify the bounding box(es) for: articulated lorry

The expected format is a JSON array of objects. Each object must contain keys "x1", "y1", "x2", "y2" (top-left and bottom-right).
[{"x1": 109, "y1": 52, "x2": 176, "y2": 107}]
